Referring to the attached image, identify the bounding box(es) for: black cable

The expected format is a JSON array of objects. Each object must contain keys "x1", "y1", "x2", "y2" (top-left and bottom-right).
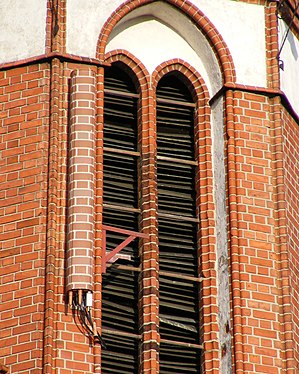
[
  {"x1": 278, "y1": 0, "x2": 299, "y2": 58},
  {"x1": 75, "y1": 300, "x2": 107, "y2": 349},
  {"x1": 95, "y1": 331, "x2": 107, "y2": 349}
]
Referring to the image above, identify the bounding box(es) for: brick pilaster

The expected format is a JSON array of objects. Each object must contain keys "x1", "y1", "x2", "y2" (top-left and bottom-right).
[{"x1": 66, "y1": 69, "x2": 96, "y2": 292}]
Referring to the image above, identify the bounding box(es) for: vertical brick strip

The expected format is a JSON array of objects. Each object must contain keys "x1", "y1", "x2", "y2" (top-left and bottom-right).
[
  {"x1": 94, "y1": 65, "x2": 104, "y2": 373},
  {"x1": 271, "y1": 96, "x2": 295, "y2": 371},
  {"x1": 282, "y1": 106, "x2": 299, "y2": 369},
  {"x1": 226, "y1": 89, "x2": 245, "y2": 374},
  {"x1": 265, "y1": 1, "x2": 280, "y2": 89},
  {"x1": 43, "y1": 58, "x2": 61, "y2": 374},
  {"x1": 140, "y1": 84, "x2": 160, "y2": 374},
  {"x1": 66, "y1": 69, "x2": 96, "y2": 292},
  {"x1": 47, "y1": 0, "x2": 67, "y2": 54},
  {"x1": 197, "y1": 98, "x2": 220, "y2": 374}
]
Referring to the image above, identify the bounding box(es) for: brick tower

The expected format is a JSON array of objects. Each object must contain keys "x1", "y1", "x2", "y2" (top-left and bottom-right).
[{"x1": 1, "y1": 1, "x2": 299, "y2": 373}]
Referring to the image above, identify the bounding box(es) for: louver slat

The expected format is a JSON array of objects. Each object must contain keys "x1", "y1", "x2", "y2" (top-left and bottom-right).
[
  {"x1": 102, "y1": 268, "x2": 139, "y2": 334},
  {"x1": 103, "y1": 153, "x2": 138, "y2": 208},
  {"x1": 159, "y1": 343, "x2": 201, "y2": 374},
  {"x1": 159, "y1": 275, "x2": 199, "y2": 343},
  {"x1": 159, "y1": 218, "x2": 197, "y2": 276},
  {"x1": 157, "y1": 102, "x2": 194, "y2": 160},
  {"x1": 104, "y1": 94, "x2": 138, "y2": 151},
  {"x1": 101, "y1": 334, "x2": 139, "y2": 374},
  {"x1": 157, "y1": 161, "x2": 196, "y2": 216}
]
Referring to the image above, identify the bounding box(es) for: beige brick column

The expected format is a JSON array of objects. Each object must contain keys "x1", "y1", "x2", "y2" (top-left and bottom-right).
[{"x1": 66, "y1": 69, "x2": 96, "y2": 293}]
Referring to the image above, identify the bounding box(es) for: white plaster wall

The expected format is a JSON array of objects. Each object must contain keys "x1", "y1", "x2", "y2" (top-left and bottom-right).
[
  {"x1": 66, "y1": 0, "x2": 125, "y2": 57},
  {"x1": 106, "y1": 8, "x2": 222, "y2": 96},
  {"x1": 278, "y1": 19, "x2": 299, "y2": 116},
  {"x1": 66, "y1": 0, "x2": 267, "y2": 89},
  {"x1": 107, "y1": 19, "x2": 200, "y2": 75},
  {"x1": 0, "y1": 0, "x2": 47, "y2": 64},
  {"x1": 194, "y1": 0, "x2": 267, "y2": 87}
]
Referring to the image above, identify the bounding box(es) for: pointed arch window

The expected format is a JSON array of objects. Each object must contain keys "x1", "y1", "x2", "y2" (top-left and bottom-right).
[
  {"x1": 101, "y1": 65, "x2": 202, "y2": 373},
  {"x1": 157, "y1": 74, "x2": 201, "y2": 373},
  {"x1": 102, "y1": 64, "x2": 141, "y2": 373}
]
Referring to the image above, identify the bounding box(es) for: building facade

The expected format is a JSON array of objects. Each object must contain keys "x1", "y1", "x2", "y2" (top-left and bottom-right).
[{"x1": 0, "y1": 0, "x2": 299, "y2": 373}]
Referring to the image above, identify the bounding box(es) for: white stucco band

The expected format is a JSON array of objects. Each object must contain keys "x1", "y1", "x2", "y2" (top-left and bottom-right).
[
  {"x1": 66, "y1": 0, "x2": 267, "y2": 89},
  {"x1": 279, "y1": 19, "x2": 299, "y2": 116},
  {"x1": 0, "y1": 0, "x2": 47, "y2": 64}
]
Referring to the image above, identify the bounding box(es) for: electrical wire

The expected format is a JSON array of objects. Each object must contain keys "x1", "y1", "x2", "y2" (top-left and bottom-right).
[
  {"x1": 72, "y1": 294, "x2": 107, "y2": 349},
  {"x1": 277, "y1": 0, "x2": 299, "y2": 58}
]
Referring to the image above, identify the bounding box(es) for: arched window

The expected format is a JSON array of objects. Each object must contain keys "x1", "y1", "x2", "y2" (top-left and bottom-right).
[
  {"x1": 157, "y1": 74, "x2": 201, "y2": 373},
  {"x1": 102, "y1": 64, "x2": 141, "y2": 373},
  {"x1": 101, "y1": 65, "x2": 202, "y2": 373}
]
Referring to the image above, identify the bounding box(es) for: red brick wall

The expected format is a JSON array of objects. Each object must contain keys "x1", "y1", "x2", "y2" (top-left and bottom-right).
[
  {"x1": 282, "y1": 108, "x2": 299, "y2": 369},
  {"x1": 227, "y1": 91, "x2": 284, "y2": 373},
  {"x1": 0, "y1": 64, "x2": 50, "y2": 372},
  {"x1": 1, "y1": 60, "x2": 299, "y2": 374},
  {"x1": 0, "y1": 61, "x2": 97, "y2": 374},
  {"x1": 45, "y1": 61, "x2": 97, "y2": 374}
]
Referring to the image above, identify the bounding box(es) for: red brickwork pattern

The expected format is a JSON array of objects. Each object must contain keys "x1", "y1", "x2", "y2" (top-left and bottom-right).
[
  {"x1": 66, "y1": 70, "x2": 96, "y2": 292},
  {"x1": 1, "y1": 2, "x2": 298, "y2": 373},
  {"x1": 265, "y1": 2, "x2": 280, "y2": 89},
  {"x1": 227, "y1": 90, "x2": 284, "y2": 373},
  {"x1": 282, "y1": 108, "x2": 299, "y2": 370},
  {"x1": 44, "y1": 62, "x2": 96, "y2": 374},
  {"x1": 0, "y1": 64, "x2": 50, "y2": 372}
]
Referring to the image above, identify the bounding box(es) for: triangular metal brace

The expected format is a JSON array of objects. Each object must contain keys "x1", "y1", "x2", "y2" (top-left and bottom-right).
[{"x1": 102, "y1": 225, "x2": 148, "y2": 273}]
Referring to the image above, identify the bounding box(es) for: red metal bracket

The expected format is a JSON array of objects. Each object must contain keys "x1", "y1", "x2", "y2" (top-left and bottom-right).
[{"x1": 102, "y1": 225, "x2": 148, "y2": 273}]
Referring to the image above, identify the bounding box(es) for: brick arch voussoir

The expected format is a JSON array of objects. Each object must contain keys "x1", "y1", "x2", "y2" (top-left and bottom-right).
[
  {"x1": 152, "y1": 58, "x2": 212, "y2": 183},
  {"x1": 152, "y1": 58, "x2": 210, "y2": 106},
  {"x1": 97, "y1": 0, "x2": 236, "y2": 84},
  {"x1": 104, "y1": 49, "x2": 151, "y2": 93}
]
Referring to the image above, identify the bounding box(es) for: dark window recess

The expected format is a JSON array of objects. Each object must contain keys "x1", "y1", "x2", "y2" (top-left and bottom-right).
[
  {"x1": 157, "y1": 102, "x2": 194, "y2": 160},
  {"x1": 158, "y1": 218, "x2": 198, "y2": 276},
  {"x1": 160, "y1": 276, "x2": 199, "y2": 342},
  {"x1": 157, "y1": 161, "x2": 196, "y2": 217},
  {"x1": 101, "y1": 334, "x2": 139, "y2": 374},
  {"x1": 104, "y1": 94, "x2": 138, "y2": 151},
  {"x1": 105, "y1": 66, "x2": 137, "y2": 93},
  {"x1": 159, "y1": 343, "x2": 201, "y2": 374},
  {"x1": 103, "y1": 153, "x2": 138, "y2": 209},
  {"x1": 157, "y1": 74, "x2": 201, "y2": 373},
  {"x1": 102, "y1": 65, "x2": 140, "y2": 374},
  {"x1": 156, "y1": 74, "x2": 193, "y2": 103}
]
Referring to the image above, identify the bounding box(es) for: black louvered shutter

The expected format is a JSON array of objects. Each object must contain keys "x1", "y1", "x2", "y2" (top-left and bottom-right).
[
  {"x1": 157, "y1": 74, "x2": 202, "y2": 373},
  {"x1": 102, "y1": 65, "x2": 140, "y2": 374}
]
